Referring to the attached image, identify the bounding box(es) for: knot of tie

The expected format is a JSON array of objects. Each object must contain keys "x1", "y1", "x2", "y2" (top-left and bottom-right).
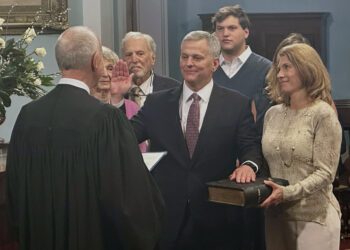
[
  {"x1": 189, "y1": 93, "x2": 200, "y2": 102},
  {"x1": 185, "y1": 93, "x2": 200, "y2": 158},
  {"x1": 130, "y1": 86, "x2": 143, "y2": 97},
  {"x1": 129, "y1": 86, "x2": 144, "y2": 107}
]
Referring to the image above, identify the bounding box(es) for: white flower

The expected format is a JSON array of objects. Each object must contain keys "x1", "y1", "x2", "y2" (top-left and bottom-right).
[
  {"x1": 0, "y1": 37, "x2": 5, "y2": 49},
  {"x1": 0, "y1": 18, "x2": 5, "y2": 26},
  {"x1": 23, "y1": 27, "x2": 36, "y2": 44},
  {"x1": 28, "y1": 72, "x2": 36, "y2": 80},
  {"x1": 25, "y1": 27, "x2": 36, "y2": 37},
  {"x1": 35, "y1": 48, "x2": 47, "y2": 57},
  {"x1": 34, "y1": 78, "x2": 42, "y2": 86},
  {"x1": 25, "y1": 37, "x2": 33, "y2": 44},
  {"x1": 37, "y1": 61, "x2": 44, "y2": 71}
]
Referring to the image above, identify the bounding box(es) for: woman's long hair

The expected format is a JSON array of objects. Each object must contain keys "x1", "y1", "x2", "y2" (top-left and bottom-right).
[{"x1": 266, "y1": 43, "x2": 332, "y2": 106}]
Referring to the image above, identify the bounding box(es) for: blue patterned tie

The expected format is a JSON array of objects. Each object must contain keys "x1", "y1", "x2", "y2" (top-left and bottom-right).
[{"x1": 185, "y1": 93, "x2": 201, "y2": 158}]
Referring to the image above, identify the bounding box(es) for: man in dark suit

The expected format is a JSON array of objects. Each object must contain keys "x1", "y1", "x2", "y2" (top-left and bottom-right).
[
  {"x1": 121, "y1": 31, "x2": 180, "y2": 107},
  {"x1": 6, "y1": 26, "x2": 164, "y2": 250},
  {"x1": 114, "y1": 30, "x2": 262, "y2": 250}
]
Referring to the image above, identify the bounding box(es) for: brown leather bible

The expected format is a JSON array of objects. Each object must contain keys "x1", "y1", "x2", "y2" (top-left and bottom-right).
[{"x1": 207, "y1": 177, "x2": 289, "y2": 207}]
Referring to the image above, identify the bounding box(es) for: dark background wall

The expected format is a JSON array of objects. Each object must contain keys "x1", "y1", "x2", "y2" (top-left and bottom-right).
[{"x1": 168, "y1": 0, "x2": 350, "y2": 100}]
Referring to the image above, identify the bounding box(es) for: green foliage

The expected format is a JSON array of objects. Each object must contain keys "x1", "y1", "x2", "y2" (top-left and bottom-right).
[{"x1": 0, "y1": 26, "x2": 55, "y2": 117}]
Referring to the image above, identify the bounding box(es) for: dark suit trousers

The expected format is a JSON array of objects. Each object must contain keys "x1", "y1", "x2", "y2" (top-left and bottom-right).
[{"x1": 173, "y1": 203, "x2": 243, "y2": 250}]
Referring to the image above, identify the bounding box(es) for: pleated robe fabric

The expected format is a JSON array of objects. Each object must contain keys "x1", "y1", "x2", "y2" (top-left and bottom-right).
[{"x1": 6, "y1": 84, "x2": 165, "y2": 250}]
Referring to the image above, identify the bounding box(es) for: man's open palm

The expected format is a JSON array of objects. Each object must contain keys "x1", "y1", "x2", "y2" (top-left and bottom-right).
[{"x1": 111, "y1": 60, "x2": 133, "y2": 95}]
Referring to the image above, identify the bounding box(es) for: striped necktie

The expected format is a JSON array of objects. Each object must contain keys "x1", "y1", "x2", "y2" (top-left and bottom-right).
[
  {"x1": 185, "y1": 93, "x2": 201, "y2": 158},
  {"x1": 130, "y1": 86, "x2": 144, "y2": 107}
]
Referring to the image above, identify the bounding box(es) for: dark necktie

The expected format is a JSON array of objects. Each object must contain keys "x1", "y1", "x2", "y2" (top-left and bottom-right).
[
  {"x1": 185, "y1": 93, "x2": 201, "y2": 158},
  {"x1": 129, "y1": 86, "x2": 143, "y2": 107}
]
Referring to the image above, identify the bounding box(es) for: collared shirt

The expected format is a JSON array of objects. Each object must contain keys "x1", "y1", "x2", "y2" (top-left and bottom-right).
[
  {"x1": 58, "y1": 78, "x2": 90, "y2": 94},
  {"x1": 179, "y1": 80, "x2": 213, "y2": 133},
  {"x1": 112, "y1": 98, "x2": 125, "y2": 108},
  {"x1": 219, "y1": 46, "x2": 252, "y2": 78},
  {"x1": 131, "y1": 72, "x2": 154, "y2": 107}
]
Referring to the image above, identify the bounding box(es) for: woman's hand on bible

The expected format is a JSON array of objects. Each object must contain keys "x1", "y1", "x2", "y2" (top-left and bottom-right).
[{"x1": 260, "y1": 180, "x2": 284, "y2": 208}]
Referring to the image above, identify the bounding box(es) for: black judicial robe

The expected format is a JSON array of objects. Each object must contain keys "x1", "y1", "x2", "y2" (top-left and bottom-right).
[{"x1": 6, "y1": 84, "x2": 165, "y2": 250}]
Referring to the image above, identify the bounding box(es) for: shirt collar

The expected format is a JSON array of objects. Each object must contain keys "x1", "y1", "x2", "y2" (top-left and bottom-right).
[
  {"x1": 132, "y1": 71, "x2": 154, "y2": 95},
  {"x1": 113, "y1": 98, "x2": 125, "y2": 108},
  {"x1": 219, "y1": 46, "x2": 252, "y2": 66},
  {"x1": 182, "y1": 79, "x2": 213, "y2": 103},
  {"x1": 58, "y1": 78, "x2": 90, "y2": 94}
]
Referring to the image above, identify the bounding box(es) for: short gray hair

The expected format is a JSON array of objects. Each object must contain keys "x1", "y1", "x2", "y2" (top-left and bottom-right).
[
  {"x1": 121, "y1": 31, "x2": 157, "y2": 55},
  {"x1": 181, "y1": 30, "x2": 221, "y2": 59},
  {"x1": 102, "y1": 46, "x2": 119, "y2": 64},
  {"x1": 55, "y1": 26, "x2": 100, "y2": 70}
]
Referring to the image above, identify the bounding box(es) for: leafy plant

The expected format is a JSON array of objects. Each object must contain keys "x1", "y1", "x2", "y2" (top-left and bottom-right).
[{"x1": 0, "y1": 14, "x2": 55, "y2": 118}]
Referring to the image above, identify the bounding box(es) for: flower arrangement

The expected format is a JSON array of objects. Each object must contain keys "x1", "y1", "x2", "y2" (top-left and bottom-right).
[{"x1": 0, "y1": 15, "x2": 55, "y2": 119}]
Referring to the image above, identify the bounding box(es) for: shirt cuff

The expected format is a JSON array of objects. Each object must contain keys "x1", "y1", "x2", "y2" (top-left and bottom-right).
[{"x1": 241, "y1": 160, "x2": 259, "y2": 173}]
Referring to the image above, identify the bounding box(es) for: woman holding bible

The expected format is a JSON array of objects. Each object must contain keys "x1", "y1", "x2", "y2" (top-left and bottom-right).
[{"x1": 261, "y1": 43, "x2": 342, "y2": 250}]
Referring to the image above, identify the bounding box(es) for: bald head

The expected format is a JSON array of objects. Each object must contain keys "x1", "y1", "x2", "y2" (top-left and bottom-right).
[{"x1": 55, "y1": 26, "x2": 101, "y2": 71}]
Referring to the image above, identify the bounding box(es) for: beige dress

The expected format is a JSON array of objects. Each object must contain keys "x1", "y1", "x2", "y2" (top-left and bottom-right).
[{"x1": 262, "y1": 100, "x2": 342, "y2": 250}]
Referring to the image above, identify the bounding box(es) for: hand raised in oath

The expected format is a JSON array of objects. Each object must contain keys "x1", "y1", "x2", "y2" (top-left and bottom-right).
[{"x1": 111, "y1": 59, "x2": 134, "y2": 96}]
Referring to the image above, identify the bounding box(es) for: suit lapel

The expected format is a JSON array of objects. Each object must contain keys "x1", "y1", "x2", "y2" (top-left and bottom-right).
[
  {"x1": 164, "y1": 86, "x2": 191, "y2": 164},
  {"x1": 191, "y1": 84, "x2": 222, "y2": 163},
  {"x1": 152, "y1": 74, "x2": 161, "y2": 92}
]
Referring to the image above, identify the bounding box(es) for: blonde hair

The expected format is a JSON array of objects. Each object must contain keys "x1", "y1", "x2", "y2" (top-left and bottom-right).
[
  {"x1": 266, "y1": 43, "x2": 332, "y2": 105},
  {"x1": 102, "y1": 46, "x2": 119, "y2": 64}
]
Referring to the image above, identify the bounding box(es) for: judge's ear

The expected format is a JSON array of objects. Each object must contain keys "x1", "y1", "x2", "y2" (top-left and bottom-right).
[{"x1": 91, "y1": 51, "x2": 105, "y2": 76}]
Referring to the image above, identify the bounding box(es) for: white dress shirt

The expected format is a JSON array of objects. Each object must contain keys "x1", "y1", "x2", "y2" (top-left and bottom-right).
[
  {"x1": 219, "y1": 46, "x2": 252, "y2": 78},
  {"x1": 179, "y1": 80, "x2": 213, "y2": 133},
  {"x1": 58, "y1": 78, "x2": 90, "y2": 94},
  {"x1": 131, "y1": 72, "x2": 154, "y2": 107}
]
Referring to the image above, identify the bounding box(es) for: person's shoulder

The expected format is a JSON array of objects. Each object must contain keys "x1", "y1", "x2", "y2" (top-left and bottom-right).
[
  {"x1": 140, "y1": 86, "x2": 180, "y2": 112},
  {"x1": 154, "y1": 73, "x2": 181, "y2": 87},
  {"x1": 249, "y1": 52, "x2": 272, "y2": 67},
  {"x1": 267, "y1": 103, "x2": 283, "y2": 112},
  {"x1": 214, "y1": 83, "x2": 250, "y2": 101},
  {"x1": 154, "y1": 73, "x2": 180, "y2": 82},
  {"x1": 312, "y1": 100, "x2": 337, "y2": 119},
  {"x1": 91, "y1": 102, "x2": 126, "y2": 127},
  {"x1": 97, "y1": 102, "x2": 118, "y2": 114},
  {"x1": 250, "y1": 52, "x2": 271, "y2": 63},
  {"x1": 22, "y1": 85, "x2": 101, "y2": 113},
  {"x1": 311, "y1": 100, "x2": 341, "y2": 135},
  {"x1": 265, "y1": 103, "x2": 283, "y2": 118},
  {"x1": 149, "y1": 84, "x2": 181, "y2": 100}
]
